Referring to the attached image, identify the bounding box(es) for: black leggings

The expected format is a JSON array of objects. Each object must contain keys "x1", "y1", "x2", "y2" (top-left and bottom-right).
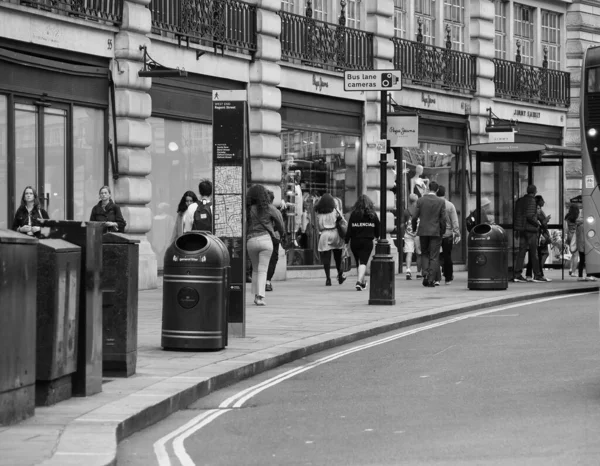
[
  {"x1": 320, "y1": 249, "x2": 343, "y2": 279},
  {"x1": 578, "y1": 251, "x2": 586, "y2": 278},
  {"x1": 350, "y1": 237, "x2": 374, "y2": 265}
]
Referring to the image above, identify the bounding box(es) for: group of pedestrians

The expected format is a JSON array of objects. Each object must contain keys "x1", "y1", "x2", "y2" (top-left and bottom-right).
[{"x1": 402, "y1": 181, "x2": 461, "y2": 287}]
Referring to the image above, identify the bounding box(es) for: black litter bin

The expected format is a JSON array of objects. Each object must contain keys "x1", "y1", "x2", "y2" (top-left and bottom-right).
[
  {"x1": 162, "y1": 231, "x2": 230, "y2": 350},
  {"x1": 468, "y1": 224, "x2": 508, "y2": 290},
  {"x1": 0, "y1": 229, "x2": 37, "y2": 425}
]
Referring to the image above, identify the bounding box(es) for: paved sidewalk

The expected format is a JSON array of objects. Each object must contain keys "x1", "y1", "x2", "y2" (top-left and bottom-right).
[{"x1": 0, "y1": 270, "x2": 597, "y2": 466}]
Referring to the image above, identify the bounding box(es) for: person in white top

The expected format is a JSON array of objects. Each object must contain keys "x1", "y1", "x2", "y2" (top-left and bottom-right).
[
  {"x1": 183, "y1": 179, "x2": 213, "y2": 232},
  {"x1": 410, "y1": 164, "x2": 429, "y2": 198}
]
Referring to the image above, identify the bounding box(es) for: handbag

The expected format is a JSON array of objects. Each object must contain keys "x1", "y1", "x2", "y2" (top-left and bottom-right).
[
  {"x1": 335, "y1": 209, "x2": 348, "y2": 238},
  {"x1": 341, "y1": 244, "x2": 352, "y2": 272}
]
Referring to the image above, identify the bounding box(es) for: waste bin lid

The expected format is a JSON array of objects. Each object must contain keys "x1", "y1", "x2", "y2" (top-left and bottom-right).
[
  {"x1": 0, "y1": 229, "x2": 39, "y2": 244},
  {"x1": 38, "y1": 238, "x2": 81, "y2": 252},
  {"x1": 102, "y1": 232, "x2": 140, "y2": 244}
]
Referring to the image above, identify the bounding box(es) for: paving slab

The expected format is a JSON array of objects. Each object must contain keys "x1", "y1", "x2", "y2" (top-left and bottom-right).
[{"x1": 0, "y1": 270, "x2": 596, "y2": 466}]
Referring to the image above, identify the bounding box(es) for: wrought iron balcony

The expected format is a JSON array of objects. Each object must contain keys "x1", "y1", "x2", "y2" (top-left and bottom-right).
[
  {"x1": 493, "y1": 42, "x2": 570, "y2": 107},
  {"x1": 151, "y1": 0, "x2": 257, "y2": 55},
  {"x1": 279, "y1": 3, "x2": 373, "y2": 71},
  {"x1": 6, "y1": 0, "x2": 122, "y2": 25},
  {"x1": 392, "y1": 23, "x2": 476, "y2": 93}
]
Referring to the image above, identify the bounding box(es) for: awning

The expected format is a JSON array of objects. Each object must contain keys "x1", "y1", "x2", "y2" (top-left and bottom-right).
[{"x1": 469, "y1": 143, "x2": 581, "y2": 160}]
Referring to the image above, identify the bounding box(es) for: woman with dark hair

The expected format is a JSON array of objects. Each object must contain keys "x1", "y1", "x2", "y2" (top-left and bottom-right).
[
  {"x1": 171, "y1": 191, "x2": 198, "y2": 242},
  {"x1": 12, "y1": 186, "x2": 49, "y2": 237},
  {"x1": 565, "y1": 204, "x2": 581, "y2": 276},
  {"x1": 315, "y1": 193, "x2": 347, "y2": 286},
  {"x1": 246, "y1": 184, "x2": 285, "y2": 305},
  {"x1": 345, "y1": 194, "x2": 380, "y2": 290},
  {"x1": 90, "y1": 185, "x2": 127, "y2": 232},
  {"x1": 265, "y1": 190, "x2": 285, "y2": 292}
]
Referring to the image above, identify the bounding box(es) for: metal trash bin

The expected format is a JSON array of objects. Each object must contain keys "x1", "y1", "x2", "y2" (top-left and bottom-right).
[
  {"x1": 162, "y1": 231, "x2": 230, "y2": 350},
  {"x1": 468, "y1": 224, "x2": 508, "y2": 290},
  {"x1": 0, "y1": 229, "x2": 38, "y2": 425},
  {"x1": 36, "y1": 239, "x2": 81, "y2": 406}
]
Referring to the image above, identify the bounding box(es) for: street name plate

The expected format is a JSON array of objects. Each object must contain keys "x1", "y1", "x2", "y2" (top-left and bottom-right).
[{"x1": 344, "y1": 70, "x2": 402, "y2": 91}]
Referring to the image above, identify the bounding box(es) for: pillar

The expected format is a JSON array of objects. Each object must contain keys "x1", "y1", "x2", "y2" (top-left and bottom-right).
[{"x1": 112, "y1": 0, "x2": 156, "y2": 290}]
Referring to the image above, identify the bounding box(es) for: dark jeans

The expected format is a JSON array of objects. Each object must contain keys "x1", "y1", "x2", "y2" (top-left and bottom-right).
[
  {"x1": 266, "y1": 238, "x2": 280, "y2": 281},
  {"x1": 515, "y1": 231, "x2": 540, "y2": 278},
  {"x1": 320, "y1": 249, "x2": 343, "y2": 279},
  {"x1": 578, "y1": 250, "x2": 586, "y2": 277},
  {"x1": 526, "y1": 242, "x2": 549, "y2": 277},
  {"x1": 420, "y1": 236, "x2": 442, "y2": 283},
  {"x1": 440, "y1": 236, "x2": 454, "y2": 281}
]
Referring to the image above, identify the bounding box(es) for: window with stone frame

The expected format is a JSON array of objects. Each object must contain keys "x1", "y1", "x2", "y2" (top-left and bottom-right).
[
  {"x1": 443, "y1": 0, "x2": 465, "y2": 51},
  {"x1": 494, "y1": 0, "x2": 507, "y2": 59},
  {"x1": 541, "y1": 10, "x2": 561, "y2": 70},
  {"x1": 312, "y1": 0, "x2": 329, "y2": 22},
  {"x1": 394, "y1": 0, "x2": 407, "y2": 38},
  {"x1": 514, "y1": 3, "x2": 534, "y2": 65},
  {"x1": 281, "y1": 0, "x2": 295, "y2": 13},
  {"x1": 346, "y1": 0, "x2": 362, "y2": 29},
  {"x1": 415, "y1": 0, "x2": 436, "y2": 45}
]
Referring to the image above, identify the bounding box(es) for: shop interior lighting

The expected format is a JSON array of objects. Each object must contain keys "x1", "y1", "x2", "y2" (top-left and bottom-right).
[
  {"x1": 168, "y1": 142, "x2": 179, "y2": 151},
  {"x1": 588, "y1": 128, "x2": 598, "y2": 137}
]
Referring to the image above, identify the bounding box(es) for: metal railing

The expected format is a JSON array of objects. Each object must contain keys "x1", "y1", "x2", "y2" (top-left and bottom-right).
[
  {"x1": 279, "y1": 10, "x2": 373, "y2": 71},
  {"x1": 391, "y1": 37, "x2": 476, "y2": 93},
  {"x1": 493, "y1": 45, "x2": 570, "y2": 107},
  {"x1": 151, "y1": 0, "x2": 257, "y2": 54},
  {"x1": 12, "y1": 0, "x2": 122, "y2": 24}
]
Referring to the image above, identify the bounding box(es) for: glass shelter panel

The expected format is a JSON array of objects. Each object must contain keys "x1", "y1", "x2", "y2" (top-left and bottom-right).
[
  {"x1": 14, "y1": 103, "x2": 38, "y2": 212},
  {"x1": 43, "y1": 108, "x2": 67, "y2": 219}
]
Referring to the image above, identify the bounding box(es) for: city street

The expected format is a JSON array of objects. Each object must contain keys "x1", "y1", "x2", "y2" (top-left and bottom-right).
[{"x1": 118, "y1": 293, "x2": 600, "y2": 466}]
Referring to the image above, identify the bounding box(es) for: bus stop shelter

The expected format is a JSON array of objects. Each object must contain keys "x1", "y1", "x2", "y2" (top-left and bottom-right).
[{"x1": 468, "y1": 142, "x2": 580, "y2": 279}]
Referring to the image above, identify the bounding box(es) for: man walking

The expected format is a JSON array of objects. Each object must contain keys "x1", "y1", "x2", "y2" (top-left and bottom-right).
[
  {"x1": 183, "y1": 179, "x2": 213, "y2": 233},
  {"x1": 402, "y1": 193, "x2": 422, "y2": 280},
  {"x1": 513, "y1": 184, "x2": 549, "y2": 283},
  {"x1": 412, "y1": 180, "x2": 446, "y2": 287},
  {"x1": 437, "y1": 185, "x2": 460, "y2": 285}
]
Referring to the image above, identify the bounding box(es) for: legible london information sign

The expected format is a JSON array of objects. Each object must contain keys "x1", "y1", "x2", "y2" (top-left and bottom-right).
[{"x1": 212, "y1": 90, "x2": 247, "y2": 337}]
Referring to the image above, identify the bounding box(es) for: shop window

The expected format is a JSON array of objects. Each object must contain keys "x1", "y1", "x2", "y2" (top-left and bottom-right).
[
  {"x1": 73, "y1": 107, "x2": 106, "y2": 221},
  {"x1": 514, "y1": 3, "x2": 534, "y2": 65},
  {"x1": 0, "y1": 95, "x2": 6, "y2": 229},
  {"x1": 394, "y1": 0, "x2": 407, "y2": 38},
  {"x1": 494, "y1": 0, "x2": 508, "y2": 59},
  {"x1": 281, "y1": 129, "x2": 355, "y2": 266},
  {"x1": 148, "y1": 117, "x2": 212, "y2": 269},
  {"x1": 541, "y1": 10, "x2": 561, "y2": 70}
]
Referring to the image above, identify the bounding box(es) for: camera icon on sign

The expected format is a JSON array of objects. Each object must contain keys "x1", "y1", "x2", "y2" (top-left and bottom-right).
[{"x1": 381, "y1": 73, "x2": 400, "y2": 88}]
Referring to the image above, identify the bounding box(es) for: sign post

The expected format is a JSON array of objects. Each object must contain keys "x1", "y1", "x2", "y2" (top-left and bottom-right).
[
  {"x1": 212, "y1": 90, "x2": 247, "y2": 337},
  {"x1": 344, "y1": 71, "x2": 402, "y2": 305}
]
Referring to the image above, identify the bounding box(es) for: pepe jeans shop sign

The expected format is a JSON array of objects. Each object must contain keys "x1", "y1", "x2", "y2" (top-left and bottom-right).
[{"x1": 388, "y1": 116, "x2": 419, "y2": 148}]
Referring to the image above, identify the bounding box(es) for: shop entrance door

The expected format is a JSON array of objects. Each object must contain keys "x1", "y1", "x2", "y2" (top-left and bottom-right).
[{"x1": 14, "y1": 100, "x2": 68, "y2": 219}]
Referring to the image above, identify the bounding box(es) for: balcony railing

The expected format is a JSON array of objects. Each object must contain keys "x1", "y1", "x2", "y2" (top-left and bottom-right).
[
  {"x1": 151, "y1": 0, "x2": 257, "y2": 54},
  {"x1": 279, "y1": 9, "x2": 373, "y2": 71},
  {"x1": 392, "y1": 21, "x2": 476, "y2": 94},
  {"x1": 7, "y1": 0, "x2": 122, "y2": 25},
  {"x1": 493, "y1": 44, "x2": 570, "y2": 107}
]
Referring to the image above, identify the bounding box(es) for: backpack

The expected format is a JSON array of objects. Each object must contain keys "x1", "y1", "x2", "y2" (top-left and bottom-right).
[{"x1": 192, "y1": 200, "x2": 213, "y2": 232}]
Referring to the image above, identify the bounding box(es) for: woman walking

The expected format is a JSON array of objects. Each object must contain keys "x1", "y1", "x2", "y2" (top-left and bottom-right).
[
  {"x1": 90, "y1": 186, "x2": 127, "y2": 232},
  {"x1": 12, "y1": 186, "x2": 49, "y2": 237},
  {"x1": 315, "y1": 193, "x2": 347, "y2": 286},
  {"x1": 246, "y1": 185, "x2": 285, "y2": 305},
  {"x1": 171, "y1": 191, "x2": 198, "y2": 242},
  {"x1": 565, "y1": 204, "x2": 581, "y2": 276},
  {"x1": 265, "y1": 190, "x2": 285, "y2": 292},
  {"x1": 345, "y1": 194, "x2": 380, "y2": 290}
]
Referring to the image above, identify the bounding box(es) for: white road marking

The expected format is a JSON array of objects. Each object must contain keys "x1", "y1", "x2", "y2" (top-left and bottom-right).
[{"x1": 154, "y1": 292, "x2": 595, "y2": 466}]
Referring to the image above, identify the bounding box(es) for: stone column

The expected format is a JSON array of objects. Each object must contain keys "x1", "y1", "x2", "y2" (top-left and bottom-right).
[
  {"x1": 468, "y1": 0, "x2": 495, "y2": 145},
  {"x1": 365, "y1": 0, "x2": 397, "y2": 272},
  {"x1": 564, "y1": 1, "x2": 600, "y2": 200},
  {"x1": 248, "y1": 0, "x2": 282, "y2": 200},
  {"x1": 112, "y1": 0, "x2": 156, "y2": 289}
]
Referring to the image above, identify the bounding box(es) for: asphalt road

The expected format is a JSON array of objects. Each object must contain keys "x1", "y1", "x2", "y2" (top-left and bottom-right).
[{"x1": 118, "y1": 293, "x2": 600, "y2": 466}]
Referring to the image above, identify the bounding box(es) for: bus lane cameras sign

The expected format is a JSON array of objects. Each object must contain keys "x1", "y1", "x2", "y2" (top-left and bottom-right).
[{"x1": 344, "y1": 70, "x2": 402, "y2": 91}]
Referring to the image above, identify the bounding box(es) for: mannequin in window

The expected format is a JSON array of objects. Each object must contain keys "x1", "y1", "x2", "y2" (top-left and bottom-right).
[
  {"x1": 410, "y1": 164, "x2": 429, "y2": 198},
  {"x1": 294, "y1": 169, "x2": 304, "y2": 234}
]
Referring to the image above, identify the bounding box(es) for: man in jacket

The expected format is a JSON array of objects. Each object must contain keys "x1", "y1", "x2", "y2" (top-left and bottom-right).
[
  {"x1": 437, "y1": 185, "x2": 461, "y2": 285},
  {"x1": 514, "y1": 185, "x2": 549, "y2": 283},
  {"x1": 412, "y1": 181, "x2": 446, "y2": 287}
]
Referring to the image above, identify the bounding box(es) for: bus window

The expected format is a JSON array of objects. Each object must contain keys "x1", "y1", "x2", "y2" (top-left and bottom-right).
[{"x1": 587, "y1": 67, "x2": 600, "y2": 92}]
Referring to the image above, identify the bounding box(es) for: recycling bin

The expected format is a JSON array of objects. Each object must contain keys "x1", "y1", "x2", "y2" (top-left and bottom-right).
[
  {"x1": 101, "y1": 232, "x2": 139, "y2": 377},
  {"x1": 468, "y1": 224, "x2": 508, "y2": 290},
  {"x1": 162, "y1": 231, "x2": 230, "y2": 350},
  {"x1": 0, "y1": 229, "x2": 38, "y2": 425},
  {"x1": 36, "y1": 239, "x2": 81, "y2": 406},
  {"x1": 45, "y1": 220, "x2": 103, "y2": 396}
]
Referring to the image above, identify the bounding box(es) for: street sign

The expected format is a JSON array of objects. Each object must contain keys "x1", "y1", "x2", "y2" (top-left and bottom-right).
[
  {"x1": 388, "y1": 115, "x2": 419, "y2": 147},
  {"x1": 344, "y1": 70, "x2": 402, "y2": 91},
  {"x1": 375, "y1": 139, "x2": 387, "y2": 153}
]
